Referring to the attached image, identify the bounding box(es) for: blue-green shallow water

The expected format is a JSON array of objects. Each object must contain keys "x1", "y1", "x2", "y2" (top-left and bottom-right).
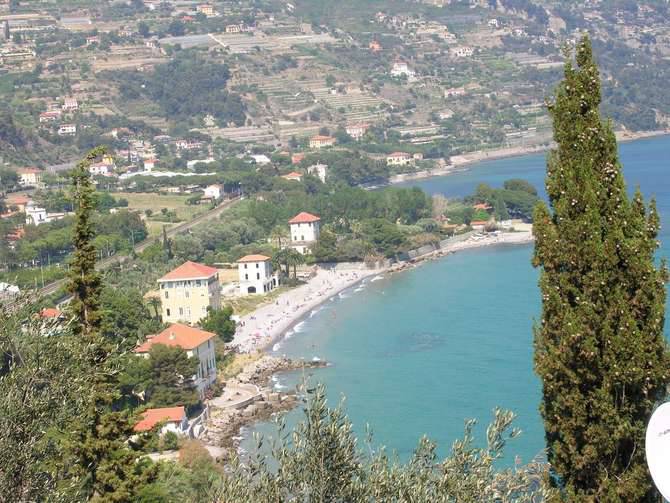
[{"x1": 241, "y1": 135, "x2": 670, "y2": 464}]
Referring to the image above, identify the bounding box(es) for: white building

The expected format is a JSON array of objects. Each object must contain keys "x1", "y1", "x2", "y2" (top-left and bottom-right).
[
  {"x1": 17, "y1": 167, "x2": 42, "y2": 186},
  {"x1": 289, "y1": 212, "x2": 321, "y2": 254},
  {"x1": 135, "y1": 323, "x2": 217, "y2": 397},
  {"x1": 250, "y1": 154, "x2": 271, "y2": 165},
  {"x1": 346, "y1": 123, "x2": 369, "y2": 140},
  {"x1": 89, "y1": 163, "x2": 111, "y2": 176},
  {"x1": 450, "y1": 46, "x2": 474, "y2": 58},
  {"x1": 238, "y1": 255, "x2": 278, "y2": 295},
  {"x1": 62, "y1": 97, "x2": 78, "y2": 111},
  {"x1": 386, "y1": 152, "x2": 413, "y2": 166},
  {"x1": 204, "y1": 184, "x2": 223, "y2": 200},
  {"x1": 390, "y1": 61, "x2": 415, "y2": 79},
  {"x1": 144, "y1": 158, "x2": 157, "y2": 171},
  {"x1": 24, "y1": 201, "x2": 65, "y2": 226},
  {"x1": 307, "y1": 163, "x2": 328, "y2": 183},
  {"x1": 58, "y1": 124, "x2": 77, "y2": 136}
]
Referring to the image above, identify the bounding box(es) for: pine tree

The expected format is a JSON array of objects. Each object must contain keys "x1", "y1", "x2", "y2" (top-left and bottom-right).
[
  {"x1": 533, "y1": 36, "x2": 670, "y2": 501},
  {"x1": 66, "y1": 147, "x2": 154, "y2": 501}
]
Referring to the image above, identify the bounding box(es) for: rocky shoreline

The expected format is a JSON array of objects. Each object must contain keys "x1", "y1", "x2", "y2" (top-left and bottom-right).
[{"x1": 202, "y1": 355, "x2": 327, "y2": 460}]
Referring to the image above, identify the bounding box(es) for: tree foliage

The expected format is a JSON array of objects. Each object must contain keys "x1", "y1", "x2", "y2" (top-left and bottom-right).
[{"x1": 532, "y1": 36, "x2": 670, "y2": 501}]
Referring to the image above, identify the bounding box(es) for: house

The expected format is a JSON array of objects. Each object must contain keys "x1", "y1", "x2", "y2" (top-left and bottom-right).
[
  {"x1": 291, "y1": 153, "x2": 305, "y2": 165},
  {"x1": 5, "y1": 194, "x2": 30, "y2": 212},
  {"x1": 346, "y1": 123, "x2": 369, "y2": 140},
  {"x1": 157, "y1": 261, "x2": 221, "y2": 324},
  {"x1": 196, "y1": 4, "x2": 214, "y2": 16},
  {"x1": 85, "y1": 35, "x2": 100, "y2": 45},
  {"x1": 309, "y1": 135, "x2": 335, "y2": 149},
  {"x1": 306, "y1": 163, "x2": 328, "y2": 183},
  {"x1": 282, "y1": 171, "x2": 302, "y2": 182},
  {"x1": 450, "y1": 46, "x2": 474, "y2": 58},
  {"x1": 473, "y1": 203, "x2": 491, "y2": 211},
  {"x1": 250, "y1": 154, "x2": 271, "y2": 165},
  {"x1": 238, "y1": 255, "x2": 278, "y2": 295},
  {"x1": 470, "y1": 220, "x2": 489, "y2": 231},
  {"x1": 39, "y1": 307, "x2": 64, "y2": 319},
  {"x1": 144, "y1": 158, "x2": 157, "y2": 171},
  {"x1": 89, "y1": 163, "x2": 111, "y2": 176},
  {"x1": 289, "y1": 212, "x2": 321, "y2": 254},
  {"x1": 225, "y1": 24, "x2": 244, "y2": 33},
  {"x1": 62, "y1": 97, "x2": 78, "y2": 111},
  {"x1": 133, "y1": 406, "x2": 188, "y2": 435},
  {"x1": 390, "y1": 61, "x2": 415, "y2": 79},
  {"x1": 39, "y1": 110, "x2": 61, "y2": 123},
  {"x1": 135, "y1": 324, "x2": 217, "y2": 397},
  {"x1": 16, "y1": 167, "x2": 42, "y2": 187},
  {"x1": 386, "y1": 152, "x2": 413, "y2": 166},
  {"x1": 175, "y1": 139, "x2": 203, "y2": 151},
  {"x1": 413, "y1": 153, "x2": 424, "y2": 161},
  {"x1": 203, "y1": 184, "x2": 223, "y2": 200},
  {"x1": 369, "y1": 40, "x2": 382, "y2": 52},
  {"x1": 58, "y1": 124, "x2": 77, "y2": 136},
  {"x1": 25, "y1": 201, "x2": 49, "y2": 225}
]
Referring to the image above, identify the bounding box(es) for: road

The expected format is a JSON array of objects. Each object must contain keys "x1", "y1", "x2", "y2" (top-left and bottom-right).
[{"x1": 39, "y1": 197, "x2": 240, "y2": 299}]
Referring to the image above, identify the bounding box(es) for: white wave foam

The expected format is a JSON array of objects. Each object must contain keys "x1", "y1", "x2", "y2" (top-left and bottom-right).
[
  {"x1": 354, "y1": 286, "x2": 365, "y2": 292},
  {"x1": 370, "y1": 275, "x2": 384, "y2": 282},
  {"x1": 272, "y1": 343, "x2": 281, "y2": 352},
  {"x1": 294, "y1": 321, "x2": 307, "y2": 333},
  {"x1": 339, "y1": 292, "x2": 351, "y2": 299},
  {"x1": 309, "y1": 306, "x2": 324, "y2": 318}
]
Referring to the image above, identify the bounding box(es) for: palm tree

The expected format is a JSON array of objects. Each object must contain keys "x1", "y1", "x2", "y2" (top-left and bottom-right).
[
  {"x1": 272, "y1": 248, "x2": 290, "y2": 277},
  {"x1": 270, "y1": 225, "x2": 289, "y2": 249},
  {"x1": 285, "y1": 248, "x2": 306, "y2": 279},
  {"x1": 147, "y1": 296, "x2": 161, "y2": 321}
]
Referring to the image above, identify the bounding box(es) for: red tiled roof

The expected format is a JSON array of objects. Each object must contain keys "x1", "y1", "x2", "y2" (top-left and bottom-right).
[
  {"x1": 470, "y1": 220, "x2": 489, "y2": 226},
  {"x1": 17, "y1": 167, "x2": 41, "y2": 174},
  {"x1": 311, "y1": 135, "x2": 334, "y2": 141},
  {"x1": 237, "y1": 254, "x2": 271, "y2": 263},
  {"x1": 282, "y1": 171, "x2": 302, "y2": 179},
  {"x1": 6, "y1": 194, "x2": 30, "y2": 205},
  {"x1": 289, "y1": 212, "x2": 321, "y2": 224},
  {"x1": 134, "y1": 406, "x2": 185, "y2": 432},
  {"x1": 135, "y1": 323, "x2": 216, "y2": 353},
  {"x1": 159, "y1": 261, "x2": 218, "y2": 281},
  {"x1": 40, "y1": 307, "x2": 63, "y2": 318},
  {"x1": 388, "y1": 152, "x2": 410, "y2": 157},
  {"x1": 473, "y1": 203, "x2": 491, "y2": 210}
]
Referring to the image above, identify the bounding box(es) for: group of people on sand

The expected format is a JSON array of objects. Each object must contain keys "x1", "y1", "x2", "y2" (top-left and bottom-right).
[{"x1": 230, "y1": 270, "x2": 363, "y2": 353}]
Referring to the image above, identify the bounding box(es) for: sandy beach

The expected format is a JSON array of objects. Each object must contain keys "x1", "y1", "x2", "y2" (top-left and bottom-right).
[{"x1": 231, "y1": 266, "x2": 383, "y2": 353}]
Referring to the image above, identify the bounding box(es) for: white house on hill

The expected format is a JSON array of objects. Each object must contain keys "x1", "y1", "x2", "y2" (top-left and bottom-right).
[
  {"x1": 238, "y1": 255, "x2": 278, "y2": 295},
  {"x1": 289, "y1": 212, "x2": 321, "y2": 254}
]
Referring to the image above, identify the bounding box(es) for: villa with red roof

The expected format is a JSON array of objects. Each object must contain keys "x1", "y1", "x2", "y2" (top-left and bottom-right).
[
  {"x1": 135, "y1": 324, "x2": 217, "y2": 396},
  {"x1": 237, "y1": 254, "x2": 278, "y2": 296},
  {"x1": 309, "y1": 135, "x2": 335, "y2": 149},
  {"x1": 157, "y1": 261, "x2": 221, "y2": 324},
  {"x1": 282, "y1": 171, "x2": 303, "y2": 182},
  {"x1": 16, "y1": 167, "x2": 43, "y2": 187},
  {"x1": 289, "y1": 212, "x2": 321, "y2": 254},
  {"x1": 133, "y1": 406, "x2": 188, "y2": 435}
]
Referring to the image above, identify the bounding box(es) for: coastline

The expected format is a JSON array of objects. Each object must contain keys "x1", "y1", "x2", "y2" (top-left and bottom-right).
[{"x1": 388, "y1": 129, "x2": 670, "y2": 186}]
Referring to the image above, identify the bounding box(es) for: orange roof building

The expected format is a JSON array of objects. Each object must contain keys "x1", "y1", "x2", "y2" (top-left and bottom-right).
[
  {"x1": 289, "y1": 212, "x2": 321, "y2": 254},
  {"x1": 135, "y1": 323, "x2": 216, "y2": 353},
  {"x1": 288, "y1": 212, "x2": 321, "y2": 224},
  {"x1": 237, "y1": 254, "x2": 271, "y2": 263},
  {"x1": 282, "y1": 171, "x2": 303, "y2": 181},
  {"x1": 39, "y1": 307, "x2": 63, "y2": 319},
  {"x1": 237, "y1": 254, "x2": 278, "y2": 296},
  {"x1": 135, "y1": 324, "x2": 218, "y2": 397},
  {"x1": 133, "y1": 406, "x2": 187, "y2": 433},
  {"x1": 309, "y1": 135, "x2": 336, "y2": 149},
  {"x1": 291, "y1": 153, "x2": 305, "y2": 164},
  {"x1": 157, "y1": 262, "x2": 221, "y2": 325}
]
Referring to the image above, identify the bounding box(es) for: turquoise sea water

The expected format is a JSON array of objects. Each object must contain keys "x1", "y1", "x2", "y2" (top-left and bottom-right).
[{"x1": 242, "y1": 135, "x2": 670, "y2": 464}]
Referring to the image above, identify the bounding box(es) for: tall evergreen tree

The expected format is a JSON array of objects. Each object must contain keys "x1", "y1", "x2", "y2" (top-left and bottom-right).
[
  {"x1": 533, "y1": 36, "x2": 670, "y2": 501},
  {"x1": 65, "y1": 147, "x2": 153, "y2": 501}
]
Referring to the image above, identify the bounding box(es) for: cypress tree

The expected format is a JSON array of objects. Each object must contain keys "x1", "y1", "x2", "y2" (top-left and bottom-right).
[
  {"x1": 533, "y1": 36, "x2": 670, "y2": 501},
  {"x1": 66, "y1": 147, "x2": 153, "y2": 500}
]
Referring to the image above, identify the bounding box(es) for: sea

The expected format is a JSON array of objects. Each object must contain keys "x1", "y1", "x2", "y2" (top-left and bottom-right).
[{"x1": 241, "y1": 135, "x2": 670, "y2": 464}]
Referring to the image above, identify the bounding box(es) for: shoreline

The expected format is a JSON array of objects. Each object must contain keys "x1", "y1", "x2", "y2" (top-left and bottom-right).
[{"x1": 388, "y1": 129, "x2": 670, "y2": 186}]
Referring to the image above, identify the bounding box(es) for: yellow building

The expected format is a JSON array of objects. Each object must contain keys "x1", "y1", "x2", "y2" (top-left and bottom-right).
[{"x1": 157, "y1": 261, "x2": 221, "y2": 324}]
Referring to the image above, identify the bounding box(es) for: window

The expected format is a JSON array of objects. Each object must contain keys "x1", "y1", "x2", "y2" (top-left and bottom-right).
[
  {"x1": 256, "y1": 263, "x2": 259, "y2": 268},
  {"x1": 166, "y1": 308, "x2": 171, "y2": 316},
  {"x1": 196, "y1": 280, "x2": 201, "y2": 287},
  {"x1": 185, "y1": 291, "x2": 189, "y2": 298},
  {"x1": 301, "y1": 235, "x2": 304, "y2": 241},
  {"x1": 208, "y1": 340, "x2": 211, "y2": 349},
  {"x1": 245, "y1": 273, "x2": 248, "y2": 280},
  {"x1": 244, "y1": 264, "x2": 247, "y2": 269},
  {"x1": 164, "y1": 291, "x2": 169, "y2": 299},
  {"x1": 256, "y1": 273, "x2": 260, "y2": 280},
  {"x1": 179, "y1": 307, "x2": 183, "y2": 316}
]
